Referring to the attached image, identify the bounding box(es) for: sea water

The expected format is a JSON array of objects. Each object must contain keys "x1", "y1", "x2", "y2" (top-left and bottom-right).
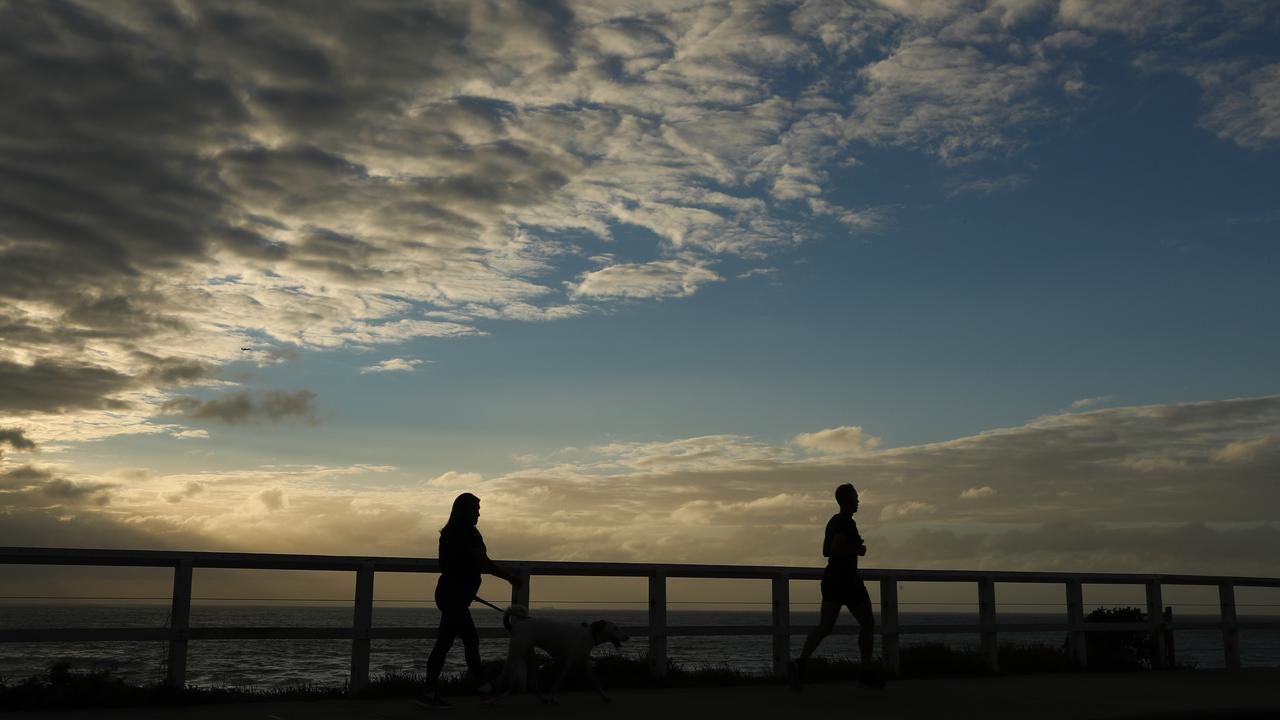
[{"x1": 1, "y1": 604, "x2": 1276, "y2": 689}]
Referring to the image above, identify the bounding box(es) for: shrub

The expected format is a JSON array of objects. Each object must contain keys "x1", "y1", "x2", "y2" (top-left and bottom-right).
[
  {"x1": 1084, "y1": 606, "x2": 1151, "y2": 671},
  {"x1": 894, "y1": 642, "x2": 1071, "y2": 678}
]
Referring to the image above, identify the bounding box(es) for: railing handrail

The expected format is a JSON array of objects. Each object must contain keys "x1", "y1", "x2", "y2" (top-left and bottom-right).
[
  {"x1": 4, "y1": 546, "x2": 1279, "y2": 586},
  {"x1": 2, "y1": 545, "x2": 1271, "y2": 688}
]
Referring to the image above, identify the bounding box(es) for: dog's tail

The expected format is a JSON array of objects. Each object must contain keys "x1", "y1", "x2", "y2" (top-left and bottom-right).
[{"x1": 503, "y1": 603, "x2": 530, "y2": 632}]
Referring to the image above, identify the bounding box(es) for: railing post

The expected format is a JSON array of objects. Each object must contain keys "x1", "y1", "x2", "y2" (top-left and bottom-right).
[
  {"x1": 771, "y1": 573, "x2": 790, "y2": 679},
  {"x1": 166, "y1": 559, "x2": 193, "y2": 689},
  {"x1": 349, "y1": 561, "x2": 375, "y2": 693},
  {"x1": 1066, "y1": 578, "x2": 1086, "y2": 668},
  {"x1": 648, "y1": 571, "x2": 667, "y2": 680},
  {"x1": 511, "y1": 566, "x2": 530, "y2": 608},
  {"x1": 880, "y1": 574, "x2": 900, "y2": 676},
  {"x1": 1219, "y1": 581, "x2": 1240, "y2": 670},
  {"x1": 978, "y1": 576, "x2": 998, "y2": 672},
  {"x1": 1145, "y1": 579, "x2": 1166, "y2": 669}
]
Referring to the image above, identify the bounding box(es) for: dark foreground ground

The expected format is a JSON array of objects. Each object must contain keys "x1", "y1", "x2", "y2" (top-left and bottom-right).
[{"x1": 7, "y1": 669, "x2": 1279, "y2": 720}]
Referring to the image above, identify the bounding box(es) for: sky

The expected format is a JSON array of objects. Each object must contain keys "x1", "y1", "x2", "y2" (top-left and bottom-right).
[{"x1": 2, "y1": 0, "x2": 1279, "y2": 604}]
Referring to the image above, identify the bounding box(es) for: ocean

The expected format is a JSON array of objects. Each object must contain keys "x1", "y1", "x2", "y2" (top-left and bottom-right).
[{"x1": 1, "y1": 605, "x2": 1277, "y2": 689}]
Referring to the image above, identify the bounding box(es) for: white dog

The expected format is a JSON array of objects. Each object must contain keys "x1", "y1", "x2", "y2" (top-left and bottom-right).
[{"x1": 489, "y1": 604, "x2": 629, "y2": 704}]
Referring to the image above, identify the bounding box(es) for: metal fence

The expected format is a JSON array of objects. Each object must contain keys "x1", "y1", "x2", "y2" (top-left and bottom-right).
[{"x1": 3, "y1": 546, "x2": 1277, "y2": 690}]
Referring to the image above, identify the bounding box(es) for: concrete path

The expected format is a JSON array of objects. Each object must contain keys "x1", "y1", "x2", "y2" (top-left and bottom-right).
[{"x1": 8, "y1": 670, "x2": 1279, "y2": 720}]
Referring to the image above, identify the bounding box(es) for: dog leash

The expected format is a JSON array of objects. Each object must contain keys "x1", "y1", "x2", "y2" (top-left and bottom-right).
[{"x1": 473, "y1": 595, "x2": 504, "y2": 613}]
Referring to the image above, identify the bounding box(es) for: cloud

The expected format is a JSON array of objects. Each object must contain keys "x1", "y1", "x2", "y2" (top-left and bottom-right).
[
  {"x1": 807, "y1": 199, "x2": 889, "y2": 231},
  {"x1": 908, "y1": 520, "x2": 1280, "y2": 575},
  {"x1": 1091, "y1": 5, "x2": 1280, "y2": 151},
  {"x1": 945, "y1": 173, "x2": 1030, "y2": 198},
  {"x1": 1190, "y1": 62, "x2": 1280, "y2": 150},
  {"x1": 1071, "y1": 395, "x2": 1115, "y2": 409},
  {"x1": 960, "y1": 486, "x2": 996, "y2": 499},
  {"x1": 253, "y1": 487, "x2": 287, "y2": 512},
  {"x1": 670, "y1": 493, "x2": 821, "y2": 526},
  {"x1": 846, "y1": 38, "x2": 1052, "y2": 163},
  {"x1": 429, "y1": 471, "x2": 484, "y2": 487},
  {"x1": 110, "y1": 467, "x2": 156, "y2": 482},
  {"x1": 41, "y1": 478, "x2": 115, "y2": 506},
  {"x1": 1056, "y1": 0, "x2": 1195, "y2": 35},
  {"x1": 880, "y1": 500, "x2": 936, "y2": 520},
  {"x1": 736, "y1": 267, "x2": 778, "y2": 280},
  {"x1": 137, "y1": 354, "x2": 220, "y2": 386},
  {"x1": 0, "y1": 464, "x2": 53, "y2": 490},
  {"x1": 3, "y1": 0, "x2": 1276, "y2": 446},
  {"x1": 162, "y1": 390, "x2": 318, "y2": 426},
  {"x1": 164, "y1": 481, "x2": 206, "y2": 504},
  {"x1": 0, "y1": 360, "x2": 136, "y2": 415},
  {"x1": 1, "y1": 396, "x2": 1278, "y2": 578},
  {"x1": 359, "y1": 358, "x2": 425, "y2": 374},
  {"x1": 793, "y1": 426, "x2": 881, "y2": 454},
  {"x1": 1118, "y1": 453, "x2": 1187, "y2": 473},
  {"x1": 1038, "y1": 29, "x2": 1095, "y2": 52},
  {"x1": 1, "y1": 463, "x2": 114, "y2": 507},
  {"x1": 171, "y1": 429, "x2": 210, "y2": 440},
  {"x1": 1212, "y1": 436, "x2": 1279, "y2": 464},
  {"x1": 571, "y1": 260, "x2": 723, "y2": 300},
  {"x1": 594, "y1": 435, "x2": 788, "y2": 471},
  {"x1": 0, "y1": 427, "x2": 37, "y2": 460},
  {"x1": 0, "y1": 428, "x2": 36, "y2": 450}
]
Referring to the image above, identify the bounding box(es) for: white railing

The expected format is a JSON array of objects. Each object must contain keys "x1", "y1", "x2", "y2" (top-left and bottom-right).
[{"x1": 2, "y1": 547, "x2": 1277, "y2": 690}]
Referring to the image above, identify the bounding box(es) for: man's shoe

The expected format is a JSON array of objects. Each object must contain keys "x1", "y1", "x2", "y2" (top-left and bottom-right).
[
  {"x1": 414, "y1": 694, "x2": 452, "y2": 709},
  {"x1": 857, "y1": 667, "x2": 886, "y2": 690},
  {"x1": 785, "y1": 658, "x2": 805, "y2": 693}
]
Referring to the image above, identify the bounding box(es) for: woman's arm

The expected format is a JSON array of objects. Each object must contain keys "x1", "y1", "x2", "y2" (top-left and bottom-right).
[{"x1": 470, "y1": 548, "x2": 521, "y2": 586}]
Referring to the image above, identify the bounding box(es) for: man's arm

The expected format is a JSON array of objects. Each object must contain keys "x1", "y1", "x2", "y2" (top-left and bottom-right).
[{"x1": 829, "y1": 532, "x2": 868, "y2": 558}]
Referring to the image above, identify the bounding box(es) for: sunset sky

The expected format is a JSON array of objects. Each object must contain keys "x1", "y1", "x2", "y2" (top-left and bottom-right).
[{"x1": 2, "y1": 1, "x2": 1279, "y2": 603}]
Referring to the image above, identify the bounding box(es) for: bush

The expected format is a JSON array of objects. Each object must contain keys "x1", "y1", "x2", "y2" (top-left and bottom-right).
[
  {"x1": 899, "y1": 644, "x2": 989, "y2": 677},
  {"x1": 999, "y1": 642, "x2": 1074, "y2": 674},
  {"x1": 0, "y1": 662, "x2": 151, "y2": 710},
  {"x1": 1084, "y1": 606, "x2": 1151, "y2": 671},
  {"x1": 894, "y1": 642, "x2": 1071, "y2": 678}
]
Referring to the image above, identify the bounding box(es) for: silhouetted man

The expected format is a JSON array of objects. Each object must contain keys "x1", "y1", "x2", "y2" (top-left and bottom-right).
[
  {"x1": 417, "y1": 492, "x2": 520, "y2": 708},
  {"x1": 787, "y1": 483, "x2": 885, "y2": 690}
]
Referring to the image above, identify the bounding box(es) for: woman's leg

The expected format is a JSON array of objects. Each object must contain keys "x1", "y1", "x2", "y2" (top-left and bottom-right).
[
  {"x1": 454, "y1": 606, "x2": 484, "y2": 682},
  {"x1": 425, "y1": 606, "x2": 461, "y2": 689}
]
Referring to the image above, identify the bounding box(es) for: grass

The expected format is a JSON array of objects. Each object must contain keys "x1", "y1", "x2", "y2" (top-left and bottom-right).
[
  {"x1": 0, "y1": 662, "x2": 350, "y2": 711},
  {"x1": 0, "y1": 641, "x2": 1137, "y2": 711}
]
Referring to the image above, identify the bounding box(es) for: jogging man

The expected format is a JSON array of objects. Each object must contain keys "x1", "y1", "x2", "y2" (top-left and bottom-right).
[{"x1": 787, "y1": 483, "x2": 885, "y2": 690}]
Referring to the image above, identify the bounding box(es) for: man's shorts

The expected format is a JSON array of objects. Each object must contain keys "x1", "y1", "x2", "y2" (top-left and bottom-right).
[{"x1": 820, "y1": 571, "x2": 871, "y2": 608}]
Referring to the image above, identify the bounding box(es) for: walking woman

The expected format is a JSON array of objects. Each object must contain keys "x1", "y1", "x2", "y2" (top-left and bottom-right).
[{"x1": 418, "y1": 492, "x2": 520, "y2": 708}]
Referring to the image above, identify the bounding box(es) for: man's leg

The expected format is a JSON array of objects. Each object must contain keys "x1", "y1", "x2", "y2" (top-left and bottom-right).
[
  {"x1": 788, "y1": 598, "x2": 842, "y2": 691},
  {"x1": 799, "y1": 598, "x2": 842, "y2": 660},
  {"x1": 849, "y1": 599, "x2": 885, "y2": 689},
  {"x1": 850, "y1": 599, "x2": 875, "y2": 667}
]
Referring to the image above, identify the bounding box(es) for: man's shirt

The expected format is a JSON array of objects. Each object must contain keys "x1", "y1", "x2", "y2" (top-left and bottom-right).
[{"x1": 823, "y1": 513, "x2": 862, "y2": 575}]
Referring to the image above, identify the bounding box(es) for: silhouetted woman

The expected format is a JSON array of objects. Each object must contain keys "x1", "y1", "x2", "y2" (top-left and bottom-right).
[{"x1": 418, "y1": 492, "x2": 519, "y2": 708}]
